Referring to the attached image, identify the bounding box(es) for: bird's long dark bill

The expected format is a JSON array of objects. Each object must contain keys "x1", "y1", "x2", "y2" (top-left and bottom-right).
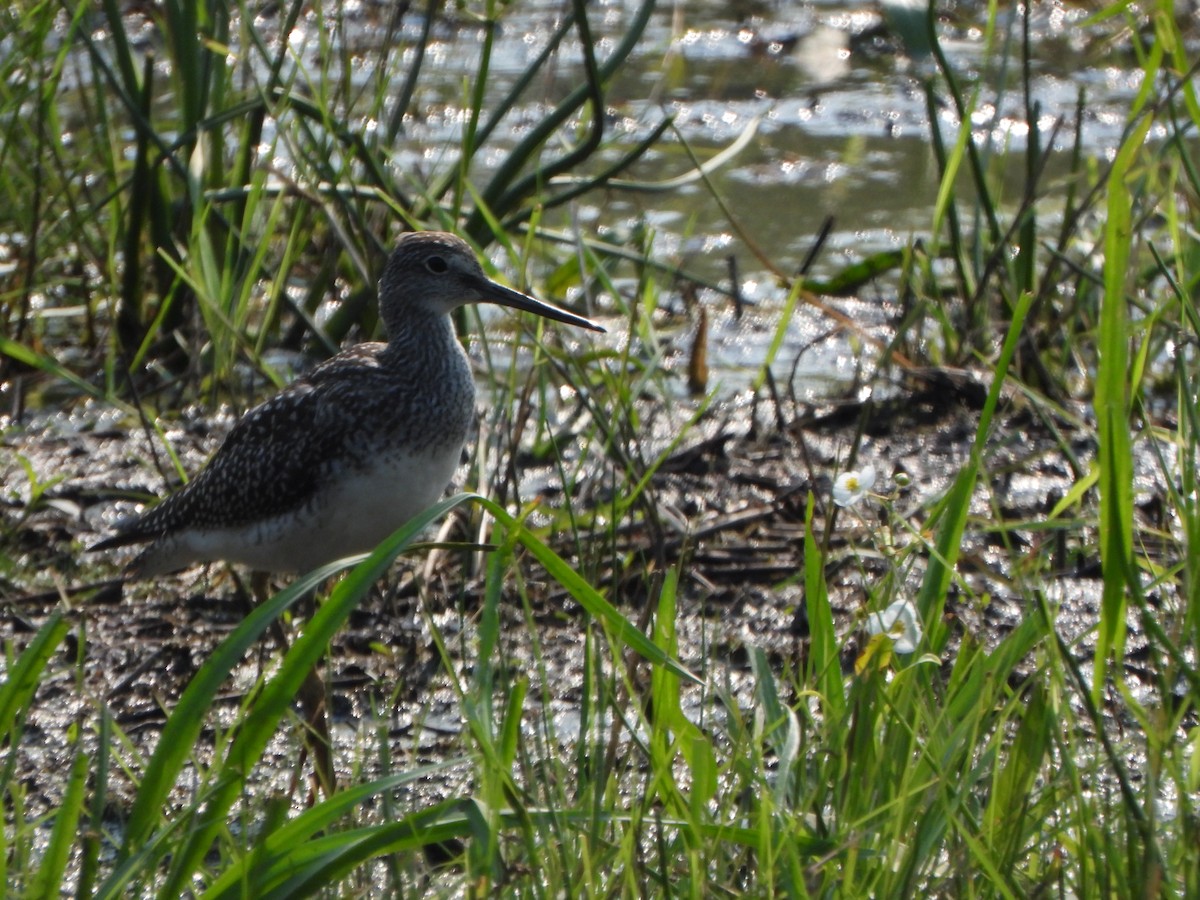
[{"x1": 475, "y1": 277, "x2": 605, "y2": 333}]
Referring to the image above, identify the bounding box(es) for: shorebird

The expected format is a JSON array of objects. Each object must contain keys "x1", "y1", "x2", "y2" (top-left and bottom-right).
[{"x1": 92, "y1": 231, "x2": 604, "y2": 576}]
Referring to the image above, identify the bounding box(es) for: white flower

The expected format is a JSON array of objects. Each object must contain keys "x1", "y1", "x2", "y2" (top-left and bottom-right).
[
  {"x1": 866, "y1": 599, "x2": 923, "y2": 654},
  {"x1": 832, "y1": 464, "x2": 876, "y2": 507}
]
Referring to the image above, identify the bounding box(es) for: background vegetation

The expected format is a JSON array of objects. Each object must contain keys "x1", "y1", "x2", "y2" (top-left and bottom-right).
[{"x1": 2, "y1": 0, "x2": 1198, "y2": 895}]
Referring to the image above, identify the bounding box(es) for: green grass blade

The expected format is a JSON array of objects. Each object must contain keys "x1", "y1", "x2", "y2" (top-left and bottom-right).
[
  {"x1": 750, "y1": 646, "x2": 799, "y2": 809},
  {"x1": 650, "y1": 568, "x2": 717, "y2": 812},
  {"x1": 0, "y1": 611, "x2": 68, "y2": 742},
  {"x1": 0, "y1": 336, "x2": 114, "y2": 404},
  {"x1": 198, "y1": 763, "x2": 467, "y2": 900},
  {"x1": 228, "y1": 802, "x2": 475, "y2": 900},
  {"x1": 984, "y1": 683, "x2": 1051, "y2": 865},
  {"x1": 27, "y1": 748, "x2": 89, "y2": 900},
  {"x1": 157, "y1": 494, "x2": 474, "y2": 897},
  {"x1": 114, "y1": 560, "x2": 351, "y2": 867},
  {"x1": 803, "y1": 491, "x2": 845, "y2": 723},
  {"x1": 473, "y1": 497, "x2": 700, "y2": 685},
  {"x1": 1092, "y1": 116, "x2": 1151, "y2": 696},
  {"x1": 75, "y1": 708, "x2": 111, "y2": 900},
  {"x1": 919, "y1": 290, "x2": 1034, "y2": 647}
]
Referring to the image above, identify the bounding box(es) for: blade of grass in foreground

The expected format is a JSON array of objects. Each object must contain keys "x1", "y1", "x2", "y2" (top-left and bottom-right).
[
  {"x1": 1092, "y1": 116, "x2": 1151, "y2": 699},
  {"x1": 207, "y1": 803, "x2": 823, "y2": 900},
  {"x1": 27, "y1": 747, "x2": 89, "y2": 900},
  {"x1": 76, "y1": 707, "x2": 112, "y2": 899},
  {"x1": 101, "y1": 495, "x2": 469, "y2": 898},
  {"x1": 918, "y1": 290, "x2": 1034, "y2": 649},
  {"x1": 650, "y1": 568, "x2": 717, "y2": 818},
  {"x1": 804, "y1": 491, "x2": 845, "y2": 724},
  {"x1": 204, "y1": 804, "x2": 518, "y2": 900},
  {"x1": 198, "y1": 763, "x2": 468, "y2": 900},
  {"x1": 154, "y1": 494, "x2": 474, "y2": 899},
  {"x1": 102, "y1": 486, "x2": 693, "y2": 894},
  {"x1": 0, "y1": 611, "x2": 68, "y2": 743},
  {"x1": 0, "y1": 336, "x2": 116, "y2": 405},
  {"x1": 110, "y1": 559, "x2": 352, "y2": 868},
  {"x1": 473, "y1": 496, "x2": 701, "y2": 686},
  {"x1": 0, "y1": 613, "x2": 70, "y2": 899}
]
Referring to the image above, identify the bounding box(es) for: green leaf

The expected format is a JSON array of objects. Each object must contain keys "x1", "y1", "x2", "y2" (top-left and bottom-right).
[
  {"x1": 475, "y1": 498, "x2": 700, "y2": 685},
  {"x1": 0, "y1": 612, "x2": 68, "y2": 744},
  {"x1": 801, "y1": 250, "x2": 905, "y2": 296},
  {"x1": 803, "y1": 492, "x2": 845, "y2": 723},
  {"x1": 28, "y1": 749, "x2": 89, "y2": 900},
  {"x1": 1092, "y1": 116, "x2": 1151, "y2": 698},
  {"x1": 157, "y1": 495, "x2": 473, "y2": 898}
]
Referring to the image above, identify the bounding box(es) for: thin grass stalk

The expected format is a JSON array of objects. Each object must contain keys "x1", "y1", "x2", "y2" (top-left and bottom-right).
[
  {"x1": 464, "y1": 0, "x2": 655, "y2": 239},
  {"x1": 1175, "y1": 321, "x2": 1200, "y2": 654},
  {"x1": 922, "y1": 80, "x2": 972, "y2": 351},
  {"x1": 9, "y1": 79, "x2": 48, "y2": 358},
  {"x1": 28, "y1": 747, "x2": 88, "y2": 900},
  {"x1": 1016, "y1": 0, "x2": 1037, "y2": 297},
  {"x1": 154, "y1": 502, "x2": 467, "y2": 897},
  {"x1": 161, "y1": 0, "x2": 205, "y2": 134},
  {"x1": 482, "y1": 0, "x2": 607, "y2": 208},
  {"x1": 0, "y1": 612, "x2": 68, "y2": 744},
  {"x1": 654, "y1": 568, "x2": 717, "y2": 817},
  {"x1": 917, "y1": 289, "x2": 1033, "y2": 653},
  {"x1": 927, "y1": 2, "x2": 1002, "y2": 248},
  {"x1": 1038, "y1": 88, "x2": 1092, "y2": 308},
  {"x1": 987, "y1": 680, "x2": 1051, "y2": 869},
  {"x1": 1091, "y1": 117, "x2": 1149, "y2": 695},
  {"x1": 419, "y1": 7, "x2": 568, "y2": 220},
  {"x1": 475, "y1": 14, "x2": 576, "y2": 157},
  {"x1": 263, "y1": 0, "x2": 309, "y2": 87},
  {"x1": 454, "y1": 2, "x2": 498, "y2": 222},
  {"x1": 75, "y1": 707, "x2": 110, "y2": 900},
  {"x1": 226, "y1": 102, "x2": 265, "y2": 275},
  {"x1": 106, "y1": 555, "x2": 354, "y2": 879},
  {"x1": 476, "y1": 497, "x2": 698, "y2": 685},
  {"x1": 97, "y1": 0, "x2": 141, "y2": 103},
  {"x1": 88, "y1": 5, "x2": 190, "y2": 191},
  {"x1": 465, "y1": 538, "x2": 517, "y2": 887},
  {"x1": 803, "y1": 492, "x2": 845, "y2": 726},
  {"x1": 386, "y1": 0, "x2": 433, "y2": 142},
  {"x1": 504, "y1": 118, "x2": 676, "y2": 230},
  {"x1": 1037, "y1": 588, "x2": 1157, "y2": 886},
  {"x1": 115, "y1": 54, "x2": 156, "y2": 362}
]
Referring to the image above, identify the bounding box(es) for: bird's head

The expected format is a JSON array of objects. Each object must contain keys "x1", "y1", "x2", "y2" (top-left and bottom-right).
[{"x1": 379, "y1": 232, "x2": 604, "y2": 334}]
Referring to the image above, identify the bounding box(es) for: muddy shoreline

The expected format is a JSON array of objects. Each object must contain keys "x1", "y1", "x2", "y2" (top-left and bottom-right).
[{"x1": 4, "y1": 365, "x2": 1161, "y2": 834}]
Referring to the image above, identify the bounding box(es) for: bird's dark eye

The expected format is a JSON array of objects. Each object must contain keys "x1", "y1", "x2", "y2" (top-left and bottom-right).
[{"x1": 425, "y1": 255, "x2": 448, "y2": 274}]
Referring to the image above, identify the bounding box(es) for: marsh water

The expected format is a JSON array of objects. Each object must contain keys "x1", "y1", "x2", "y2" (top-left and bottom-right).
[
  {"x1": 8, "y1": 0, "x2": 1184, "y2": 403},
  {"x1": 368, "y1": 0, "x2": 1167, "y2": 393},
  {"x1": 238, "y1": 0, "x2": 1175, "y2": 395}
]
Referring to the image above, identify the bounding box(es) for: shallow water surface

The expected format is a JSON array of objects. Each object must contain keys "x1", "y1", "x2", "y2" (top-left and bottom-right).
[{"x1": 321, "y1": 0, "x2": 1188, "y2": 394}]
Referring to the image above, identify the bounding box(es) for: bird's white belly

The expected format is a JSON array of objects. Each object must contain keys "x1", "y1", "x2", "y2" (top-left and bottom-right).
[{"x1": 178, "y1": 448, "x2": 462, "y2": 574}]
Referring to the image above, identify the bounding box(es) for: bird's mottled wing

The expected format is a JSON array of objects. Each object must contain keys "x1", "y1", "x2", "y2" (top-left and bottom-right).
[{"x1": 97, "y1": 348, "x2": 387, "y2": 547}]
